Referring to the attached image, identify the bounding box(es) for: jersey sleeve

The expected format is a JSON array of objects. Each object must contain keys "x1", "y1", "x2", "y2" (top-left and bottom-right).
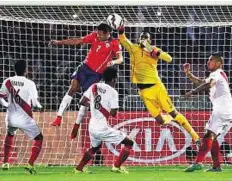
[
  {"x1": 0, "y1": 79, "x2": 8, "y2": 98},
  {"x1": 112, "y1": 40, "x2": 122, "y2": 56},
  {"x1": 110, "y1": 90, "x2": 119, "y2": 109},
  {"x1": 30, "y1": 81, "x2": 42, "y2": 108},
  {"x1": 205, "y1": 71, "x2": 220, "y2": 83},
  {"x1": 119, "y1": 33, "x2": 135, "y2": 54},
  {"x1": 154, "y1": 47, "x2": 172, "y2": 63},
  {"x1": 82, "y1": 32, "x2": 97, "y2": 44}
]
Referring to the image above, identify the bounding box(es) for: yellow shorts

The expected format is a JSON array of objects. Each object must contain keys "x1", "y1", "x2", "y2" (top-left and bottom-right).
[{"x1": 138, "y1": 83, "x2": 175, "y2": 117}]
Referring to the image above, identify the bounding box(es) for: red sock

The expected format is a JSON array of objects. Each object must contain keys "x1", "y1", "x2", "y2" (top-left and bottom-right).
[
  {"x1": 196, "y1": 138, "x2": 213, "y2": 163},
  {"x1": 3, "y1": 135, "x2": 14, "y2": 163},
  {"x1": 70, "y1": 123, "x2": 80, "y2": 139},
  {"x1": 76, "y1": 148, "x2": 95, "y2": 171},
  {"x1": 114, "y1": 145, "x2": 132, "y2": 168},
  {"x1": 28, "y1": 140, "x2": 43, "y2": 166},
  {"x1": 211, "y1": 139, "x2": 221, "y2": 168}
]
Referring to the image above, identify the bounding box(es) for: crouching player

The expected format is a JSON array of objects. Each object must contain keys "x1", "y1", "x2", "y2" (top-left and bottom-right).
[
  {"x1": 0, "y1": 60, "x2": 43, "y2": 174},
  {"x1": 74, "y1": 67, "x2": 133, "y2": 174}
]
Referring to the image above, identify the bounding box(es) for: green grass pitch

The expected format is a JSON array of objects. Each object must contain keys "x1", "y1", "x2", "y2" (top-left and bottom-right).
[{"x1": 1, "y1": 165, "x2": 232, "y2": 181}]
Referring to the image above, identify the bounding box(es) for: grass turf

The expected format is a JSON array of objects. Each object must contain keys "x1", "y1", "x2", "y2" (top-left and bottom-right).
[{"x1": 1, "y1": 165, "x2": 232, "y2": 181}]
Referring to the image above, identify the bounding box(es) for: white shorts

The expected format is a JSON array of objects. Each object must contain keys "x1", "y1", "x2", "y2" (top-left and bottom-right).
[
  {"x1": 89, "y1": 126, "x2": 127, "y2": 148},
  {"x1": 5, "y1": 115, "x2": 41, "y2": 139},
  {"x1": 206, "y1": 112, "x2": 232, "y2": 136}
]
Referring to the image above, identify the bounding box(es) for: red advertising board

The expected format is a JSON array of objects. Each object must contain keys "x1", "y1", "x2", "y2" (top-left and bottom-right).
[{"x1": 82, "y1": 111, "x2": 232, "y2": 165}]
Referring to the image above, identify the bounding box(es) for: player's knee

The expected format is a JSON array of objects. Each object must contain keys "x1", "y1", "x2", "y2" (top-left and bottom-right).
[
  {"x1": 204, "y1": 130, "x2": 216, "y2": 139},
  {"x1": 155, "y1": 115, "x2": 165, "y2": 125},
  {"x1": 127, "y1": 139, "x2": 134, "y2": 147},
  {"x1": 34, "y1": 133, "x2": 43, "y2": 141},
  {"x1": 122, "y1": 138, "x2": 134, "y2": 147},
  {"x1": 169, "y1": 110, "x2": 178, "y2": 118}
]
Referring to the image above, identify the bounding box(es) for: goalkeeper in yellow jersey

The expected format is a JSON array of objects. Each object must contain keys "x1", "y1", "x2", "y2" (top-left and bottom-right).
[{"x1": 118, "y1": 27, "x2": 200, "y2": 145}]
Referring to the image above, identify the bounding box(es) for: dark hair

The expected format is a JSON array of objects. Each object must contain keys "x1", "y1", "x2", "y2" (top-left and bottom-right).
[
  {"x1": 97, "y1": 23, "x2": 112, "y2": 34},
  {"x1": 102, "y1": 67, "x2": 118, "y2": 82},
  {"x1": 210, "y1": 52, "x2": 224, "y2": 64},
  {"x1": 14, "y1": 60, "x2": 27, "y2": 76}
]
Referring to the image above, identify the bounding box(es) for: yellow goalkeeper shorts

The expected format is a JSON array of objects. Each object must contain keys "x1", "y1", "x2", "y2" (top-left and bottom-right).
[{"x1": 138, "y1": 83, "x2": 175, "y2": 117}]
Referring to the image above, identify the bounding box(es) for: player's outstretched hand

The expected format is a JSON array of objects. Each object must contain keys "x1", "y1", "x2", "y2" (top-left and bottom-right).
[
  {"x1": 48, "y1": 40, "x2": 58, "y2": 48},
  {"x1": 184, "y1": 90, "x2": 193, "y2": 98},
  {"x1": 183, "y1": 63, "x2": 190, "y2": 74},
  {"x1": 118, "y1": 26, "x2": 125, "y2": 35}
]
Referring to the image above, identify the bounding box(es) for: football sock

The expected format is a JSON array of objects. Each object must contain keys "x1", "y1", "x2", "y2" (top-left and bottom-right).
[
  {"x1": 3, "y1": 135, "x2": 14, "y2": 163},
  {"x1": 174, "y1": 113, "x2": 199, "y2": 142},
  {"x1": 196, "y1": 137, "x2": 213, "y2": 163},
  {"x1": 211, "y1": 139, "x2": 221, "y2": 168},
  {"x1": 114, "y1": 145, "x2": 132, "y2": 168},
  {"x1": 57, "y1": 94, "x2": 73, "y2": 117},
  {"x1": 75, "y1": 106, "x2": 88, "y2": 124},
  {"x1": 76, "y1": 148, "x2": 95, "y2": 171},
  {"x1": 28, "y1": 140, "x2": 43, "y2": 166}
]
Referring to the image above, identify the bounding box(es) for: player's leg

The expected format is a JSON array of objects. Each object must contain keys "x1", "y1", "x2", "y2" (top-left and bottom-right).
[
  {"x1": 75, "y1": 143, "x2": 102, "y2": 173},
  {"x1": 168, "y1": 110, "x2": 200, "y2": 144},
  {"x1": 20, "y1": 119, "x2": 43, "y2": 174},
  {"x1": 71, "y1": 70, "x2": 102, "y2": 138},
  {"x1": 157, "y1": 85, "x2": 199, "y2": 143},
  {"x1": 185, "y1": 130, "x2": 216, "y2": 172},
  {"x1": 52, "y1": 78, "x2": 80, "y2": 126},
  {"x1": 2, "y1": 130, "x2": 15, "y2": 170},
  {"x1": 112, "y1": 137, "x2": 134, "y2": 173}
]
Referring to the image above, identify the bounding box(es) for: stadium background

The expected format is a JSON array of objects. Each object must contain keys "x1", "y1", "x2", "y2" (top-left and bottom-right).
[{"x1": 0, "y1": 5, "x2": 232, "y2": 166}]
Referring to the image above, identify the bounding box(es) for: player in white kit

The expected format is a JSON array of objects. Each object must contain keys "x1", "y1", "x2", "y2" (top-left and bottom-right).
[
  {"x1": 184, "y1": 53, "x2": 232, "y2": 172},
  {"x1": 74, "y1": 67, "x2": 133, "y2": 174},
  {"x1": 0, "y1": 60, "x2": 43, "y2": 174}
]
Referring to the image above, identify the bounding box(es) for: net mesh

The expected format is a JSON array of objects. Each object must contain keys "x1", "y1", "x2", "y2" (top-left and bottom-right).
[{"x1": 0, "y1": 5, "x2": 232, "y2": 166}]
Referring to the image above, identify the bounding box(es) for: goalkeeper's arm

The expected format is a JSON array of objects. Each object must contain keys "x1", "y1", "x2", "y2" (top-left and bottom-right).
[
  {"x1": 141, "y1": 40, "x2": 172, "y2": 63},
  {"x1": 183, "y1": 63, "x2": 205, "y2": 86},
  {"x1": 118, "y1": 27, "x2": 134, "y2": 54}
]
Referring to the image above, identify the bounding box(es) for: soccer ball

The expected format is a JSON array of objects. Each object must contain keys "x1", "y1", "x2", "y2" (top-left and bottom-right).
[{"x1": 107, "y1": 13, "x2": 124, "y2": 30}]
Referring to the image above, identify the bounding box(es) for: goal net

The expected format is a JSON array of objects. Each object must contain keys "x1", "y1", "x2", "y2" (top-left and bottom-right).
[{"x1": 0, "y1": 2, "x2": 232, "y2": 166}]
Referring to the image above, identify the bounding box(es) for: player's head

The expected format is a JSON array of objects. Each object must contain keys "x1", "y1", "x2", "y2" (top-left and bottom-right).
[
  {"x1": 96, "y1": 23, "x2": 112, "y2": 41},
  {"x1": 102, "y1": 67, "x2": 118, "y2": 87},
  {"x1": 138, "y1": 32, "x2": 151, "y2": 47},
  {"x1": 207, "y1": 53, "x2": 224, "y2": 71},
  {"x1": 14, "y1": 60, "x2": 27, "y2": 76}
]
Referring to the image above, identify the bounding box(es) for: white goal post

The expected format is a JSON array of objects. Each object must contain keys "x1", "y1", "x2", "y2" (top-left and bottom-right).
[{"x1": 0, "y1": 0, "x2": 232, "y2": 166}]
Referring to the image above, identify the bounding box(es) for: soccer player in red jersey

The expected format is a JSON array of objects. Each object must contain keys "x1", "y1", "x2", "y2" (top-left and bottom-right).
[{"x1": 48, "y1": 23, "x2": 123, "y2": 136}]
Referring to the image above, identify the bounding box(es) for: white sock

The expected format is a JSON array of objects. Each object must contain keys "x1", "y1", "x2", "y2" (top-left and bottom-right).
[
  {"x1": 75, "y1": 106, "x2": 88, "y2": 124},
  {"x1": 57, "y1": 94, "x2": 73, "y2": 117}
]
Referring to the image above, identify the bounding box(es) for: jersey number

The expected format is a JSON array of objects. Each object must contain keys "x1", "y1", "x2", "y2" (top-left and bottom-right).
[
  {"x1": 10, "y1": 88, "x2": 21, "y2": 104},
  {"x1": 96, "y1": 45, "x2": 101, "y2": 52},
  {"x1": 94, "y1": 95, "x2": 101, "y2": 110}
]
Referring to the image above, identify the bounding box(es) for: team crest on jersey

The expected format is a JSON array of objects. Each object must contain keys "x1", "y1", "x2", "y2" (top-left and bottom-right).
[{"x1": 105, "y1": 42, "x2": 110, "y2": 48}]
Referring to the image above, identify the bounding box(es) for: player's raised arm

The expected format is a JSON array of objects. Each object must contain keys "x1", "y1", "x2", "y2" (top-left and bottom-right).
[
  {"x1": 118, "y1": 27, "x2": 134, "y2": 55},
  {"x1": 48, "y1": 31, "x2": 97, "y2": 47},
  {"x1": 183, "y1": 63, "x2": 205, "y2": 86}
]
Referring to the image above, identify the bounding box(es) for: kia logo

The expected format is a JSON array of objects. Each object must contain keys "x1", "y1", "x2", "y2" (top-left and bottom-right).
[{"x1": 105, "y1": 117, "x2": 192, "y2": 163}]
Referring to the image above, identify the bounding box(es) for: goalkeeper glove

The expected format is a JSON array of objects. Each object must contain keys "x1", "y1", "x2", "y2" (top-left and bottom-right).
[
  {"x1": 118, "y1": 26, "x2": 125, "y2": 35},
  {"x1": 150, "y1": 49, "x2": 160, "y2": 58}
]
